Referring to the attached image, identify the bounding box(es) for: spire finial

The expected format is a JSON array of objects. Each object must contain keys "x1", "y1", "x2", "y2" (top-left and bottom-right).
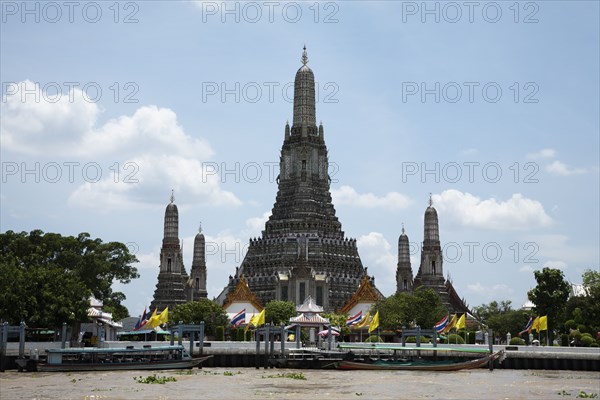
[
  {"x1": 170, "y1": 189, "x2": 175, "y2": 204},
  {"x1": 199, "y1": 222, "x2": 202, "y2": 233},
  {"x1": 402, "y1": 222, "x2": 405, "y2": 234},
  {"x1": 428, "y1": 193, "x2": 433, "y2": 207},
  {"x1": 301, "y1": 45, "x2": 308, "y2": 66}
]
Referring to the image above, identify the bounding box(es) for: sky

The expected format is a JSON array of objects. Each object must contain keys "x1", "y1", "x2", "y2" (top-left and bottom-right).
[{"x1": 1, "y1": 1, "x2": 599, "y2": 317}]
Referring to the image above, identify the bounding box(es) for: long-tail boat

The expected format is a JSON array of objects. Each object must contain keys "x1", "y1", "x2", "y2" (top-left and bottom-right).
[
  {"x1": 326, "y1": 343, "x2": 504, "y2": 371},
  {"x1": 18, "y1": 344, "x2": 212, "y2": 372}
]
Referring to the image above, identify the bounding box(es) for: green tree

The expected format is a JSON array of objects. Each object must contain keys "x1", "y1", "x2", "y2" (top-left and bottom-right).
[
  {"x1": 0, "y1": 230, "x2": 138, "y2": 327},
  {"x1": 170, "y1": 299, "x2": 228, "y2": 336},
  {"x1": 264, "y1": 301, "x2": 296, "y2": 325},
  {"x1": 473, "y1": 300, "x2": 530, "y2": 339},
  {"x1": 564, "y1": 269, "x2": 600, "y2": 336},
  {"x1": 582, "y1": 269, "x2": 600, "y2": 299},
  {"x1": 527, "y1": 267, "x2": 570, "y2": 340},
  {"x1": 321, "y1": 313, "x2": 351, "y2": 336},
  {"x1": 473, "y1": 300, "x2": 512, "y2": 323},
  {"x1": 376, "y1": 288, "x2": 446, "y2": 330}
]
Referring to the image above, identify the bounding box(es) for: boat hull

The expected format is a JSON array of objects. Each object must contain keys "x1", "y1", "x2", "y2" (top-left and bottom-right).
[
  {"x1": 332, "y1": 351, "x2": 504, "y2": 371},
  {"x1": 36, "y1": 355, "x2": 212, "y2": 372}
]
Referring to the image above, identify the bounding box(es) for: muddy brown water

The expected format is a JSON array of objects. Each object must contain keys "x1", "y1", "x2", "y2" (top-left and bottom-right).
[{"x1": 1, "y1": 368, "x2": 598, "y2": 399}]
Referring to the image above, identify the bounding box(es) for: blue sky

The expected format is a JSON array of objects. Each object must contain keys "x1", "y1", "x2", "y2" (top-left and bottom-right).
[{"x1": 1, "y1": 1, "x2": 599, "y2": 317}]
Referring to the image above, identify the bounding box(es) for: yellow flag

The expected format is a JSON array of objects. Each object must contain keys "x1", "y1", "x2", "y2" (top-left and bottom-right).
[
  {"x1": 443, "y1": 314, "x2": 457, "y2": 333},
  {"x1": 455, "y1": 314, "x2": 466, "y2": 330},
  {"x1": 538, "y1": 315, "x2": 548, "y2": 331},
  {"x1": 256, "y1": 309, "x2": 265, "y2": 326},
  {"x1": 368, "y1": 311, "x2": 379, "y2": 333},
  {"x1": 248, "y1": 314, "x2": 258, "y2": 327},
  {"x1": 354, "y1": 311, "x2": 371, "y2": 329},
  {"x1": 145, "y1": 308, "x2": 159, "y2": 328},
  {"x1": 249, "y1": 309, "x2": 265, "y2": 328},
  {"x1": 157, "y1": 307, "x2": 169, "y2": 325},
  {"x1": 531, "y1": 316, "x2": 540, "y2": 332}
]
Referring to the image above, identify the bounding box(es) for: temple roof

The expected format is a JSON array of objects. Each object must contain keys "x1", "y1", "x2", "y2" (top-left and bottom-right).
[
  {"x1": 340, "y1": 276, "x2": 383, "y2": 314},
  {"x1": 445, "y1": 279, "x2": 471, "y2": 314},
  {"x1": 223, "y1": 276, "x2": 263, "y2": 311},
  {"x1": 289, "y1": 312, "x2": 330, "y2": 326},
  {"x1": 296, "y1": 296, "x2": 324, "y2": 313}
]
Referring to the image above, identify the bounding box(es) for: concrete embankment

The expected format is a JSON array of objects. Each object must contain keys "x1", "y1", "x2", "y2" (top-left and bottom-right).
[{"x1": 2, "y1": 342, "x2": 598, "y2": 371}]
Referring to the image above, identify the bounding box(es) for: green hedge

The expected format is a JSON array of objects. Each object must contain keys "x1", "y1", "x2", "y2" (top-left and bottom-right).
[
  {"x1": 216, "y1": 326, "x2": 224, "y2": 341},
  {"x1": 510, "y1": 337, "x2": 526, "y2": 345},
  {"x1": 237, "y1": 328, "x2": 245, "y2": 342},
  {"x1": 365, "y1": 335, "x2": 383, "y2": 343},
  {"x1": 443, "y1": 334, "x2": 465, "y2": 344},
  {"x1": 579, "y1": 334, "x2": 594, "y2": 347}
]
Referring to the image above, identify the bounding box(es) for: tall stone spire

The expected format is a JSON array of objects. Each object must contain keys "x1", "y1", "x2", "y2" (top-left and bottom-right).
[
  {"x1": 189, "y1": 223, "x2": 208, "y2": 300},
  {"x1": 423, "y1": 193, "x2": 440, "y2": 244},
  {"x1": 151, "y1": 192, "x2": 188, "y2": 311},
  {"x1": 414, "y1": 194, "x2": 451, "y2": 311},
  {"x1": 396, "y1": 223, "x2": 413, "y2": 292},
  {"x1": 217, "y1": 47, "x2": 369, "y2": 312},
  {"x1": 266, "y1": 46, "x2": 341, "y2": 238},
  {"x1": 164, "y1": 190, "x2": 178, "y2": 241},
  {"x1": 292, "y1": 45, "x2": 317, "y2": 134}
]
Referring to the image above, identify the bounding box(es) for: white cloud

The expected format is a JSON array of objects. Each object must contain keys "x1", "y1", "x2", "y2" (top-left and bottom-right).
[
  {"x1": 204, "y1": 232, "x2": 248, "y2": 297},
  {"x1": 528, "y1": 234, "x2": 597, "y2": 265},
  {"x1": 527, "y1": 148, "x2": 556, "y2": 160},
  {"x1": 332, "y1": 185, "x2": 412, "y2": 210},
  {"x1": 357, "y1": 232, "x2": 396, "y2": 295},
  {"x1": 519, "y1": 265, "x2": 534, "y2": 274},
  {"x1": 545, "y1": 160, "x2": 587, "y2": 176},
  {"x1": 467, "y1": 282, "x2": 513, "y2": 299},
  {"x1": 132, "y1": 249, "x2": 160, "y2": 271},
  {"x1": 2, "y1": 80, "x2": 241, "y2": 210},
  {"x1": 433, "y1": 189, "x2": 552, "y2": 231},
  {"x1": 1, "y1": 80, "x2": 100, "y2": 155},
  {"x1": 244, "y1": 211, "x2": 270, "y2": 237},
  {"x1": 542, "y1": 260, "x2": 568, "y2": 270},
  {"x1": 68, "y1": 154, "x2": 241, "y2": 210}
]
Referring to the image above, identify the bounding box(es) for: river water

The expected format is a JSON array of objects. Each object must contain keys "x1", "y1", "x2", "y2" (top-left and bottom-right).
[{"x1": 1, "y1": 368, "x2": 598, "y2": 400}]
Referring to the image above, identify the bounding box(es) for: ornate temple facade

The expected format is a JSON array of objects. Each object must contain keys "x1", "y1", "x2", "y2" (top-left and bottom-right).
[
  {"x1": 396, "y1": 196, "x2": 470, "y2": 314},
  {"x1": 150, "y1": 193, "x2": 208, "y2": 311},
  {"x1": 217, "y1": 48, "x2": 373, "y2": 312}
]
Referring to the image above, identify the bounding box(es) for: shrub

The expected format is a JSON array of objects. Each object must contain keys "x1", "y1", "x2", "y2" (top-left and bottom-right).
[
  {"x1": 365, "y1": 335, "x2": 383, "y2": 343},
  {"x1": 216, "y1": 326, "x2": 224, "y2": 341},
  {"x1": 579, "y1": 335, "x2": 594, "y2": 347},
  {"x1": 237, "y1": 328, "x2": 245, "y2": 342},
  {"x1": 444, "y1": 334, "x2": 465, "y2": 344},
  {"x1": 510, "y1": 337, "x2": 526, "y2": 345},
  {"x1": 577, "y1": 324, "x2": 588, "y2": 334},
  {"x1": 560, "y1": 334, "x2": 569, "y2": 347},
  {"x1": 405, "y1": 336, "x2": 416, "y2": 343},
  {"x1": 569, "y1": 329, "x2": 582, "y2": 343},
  {"x1": 245, "y1": 330, "x2": 252, "y2": 341},
  {"x1": 564, "y1": 320, "x2": 577, "y2": 331}
]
